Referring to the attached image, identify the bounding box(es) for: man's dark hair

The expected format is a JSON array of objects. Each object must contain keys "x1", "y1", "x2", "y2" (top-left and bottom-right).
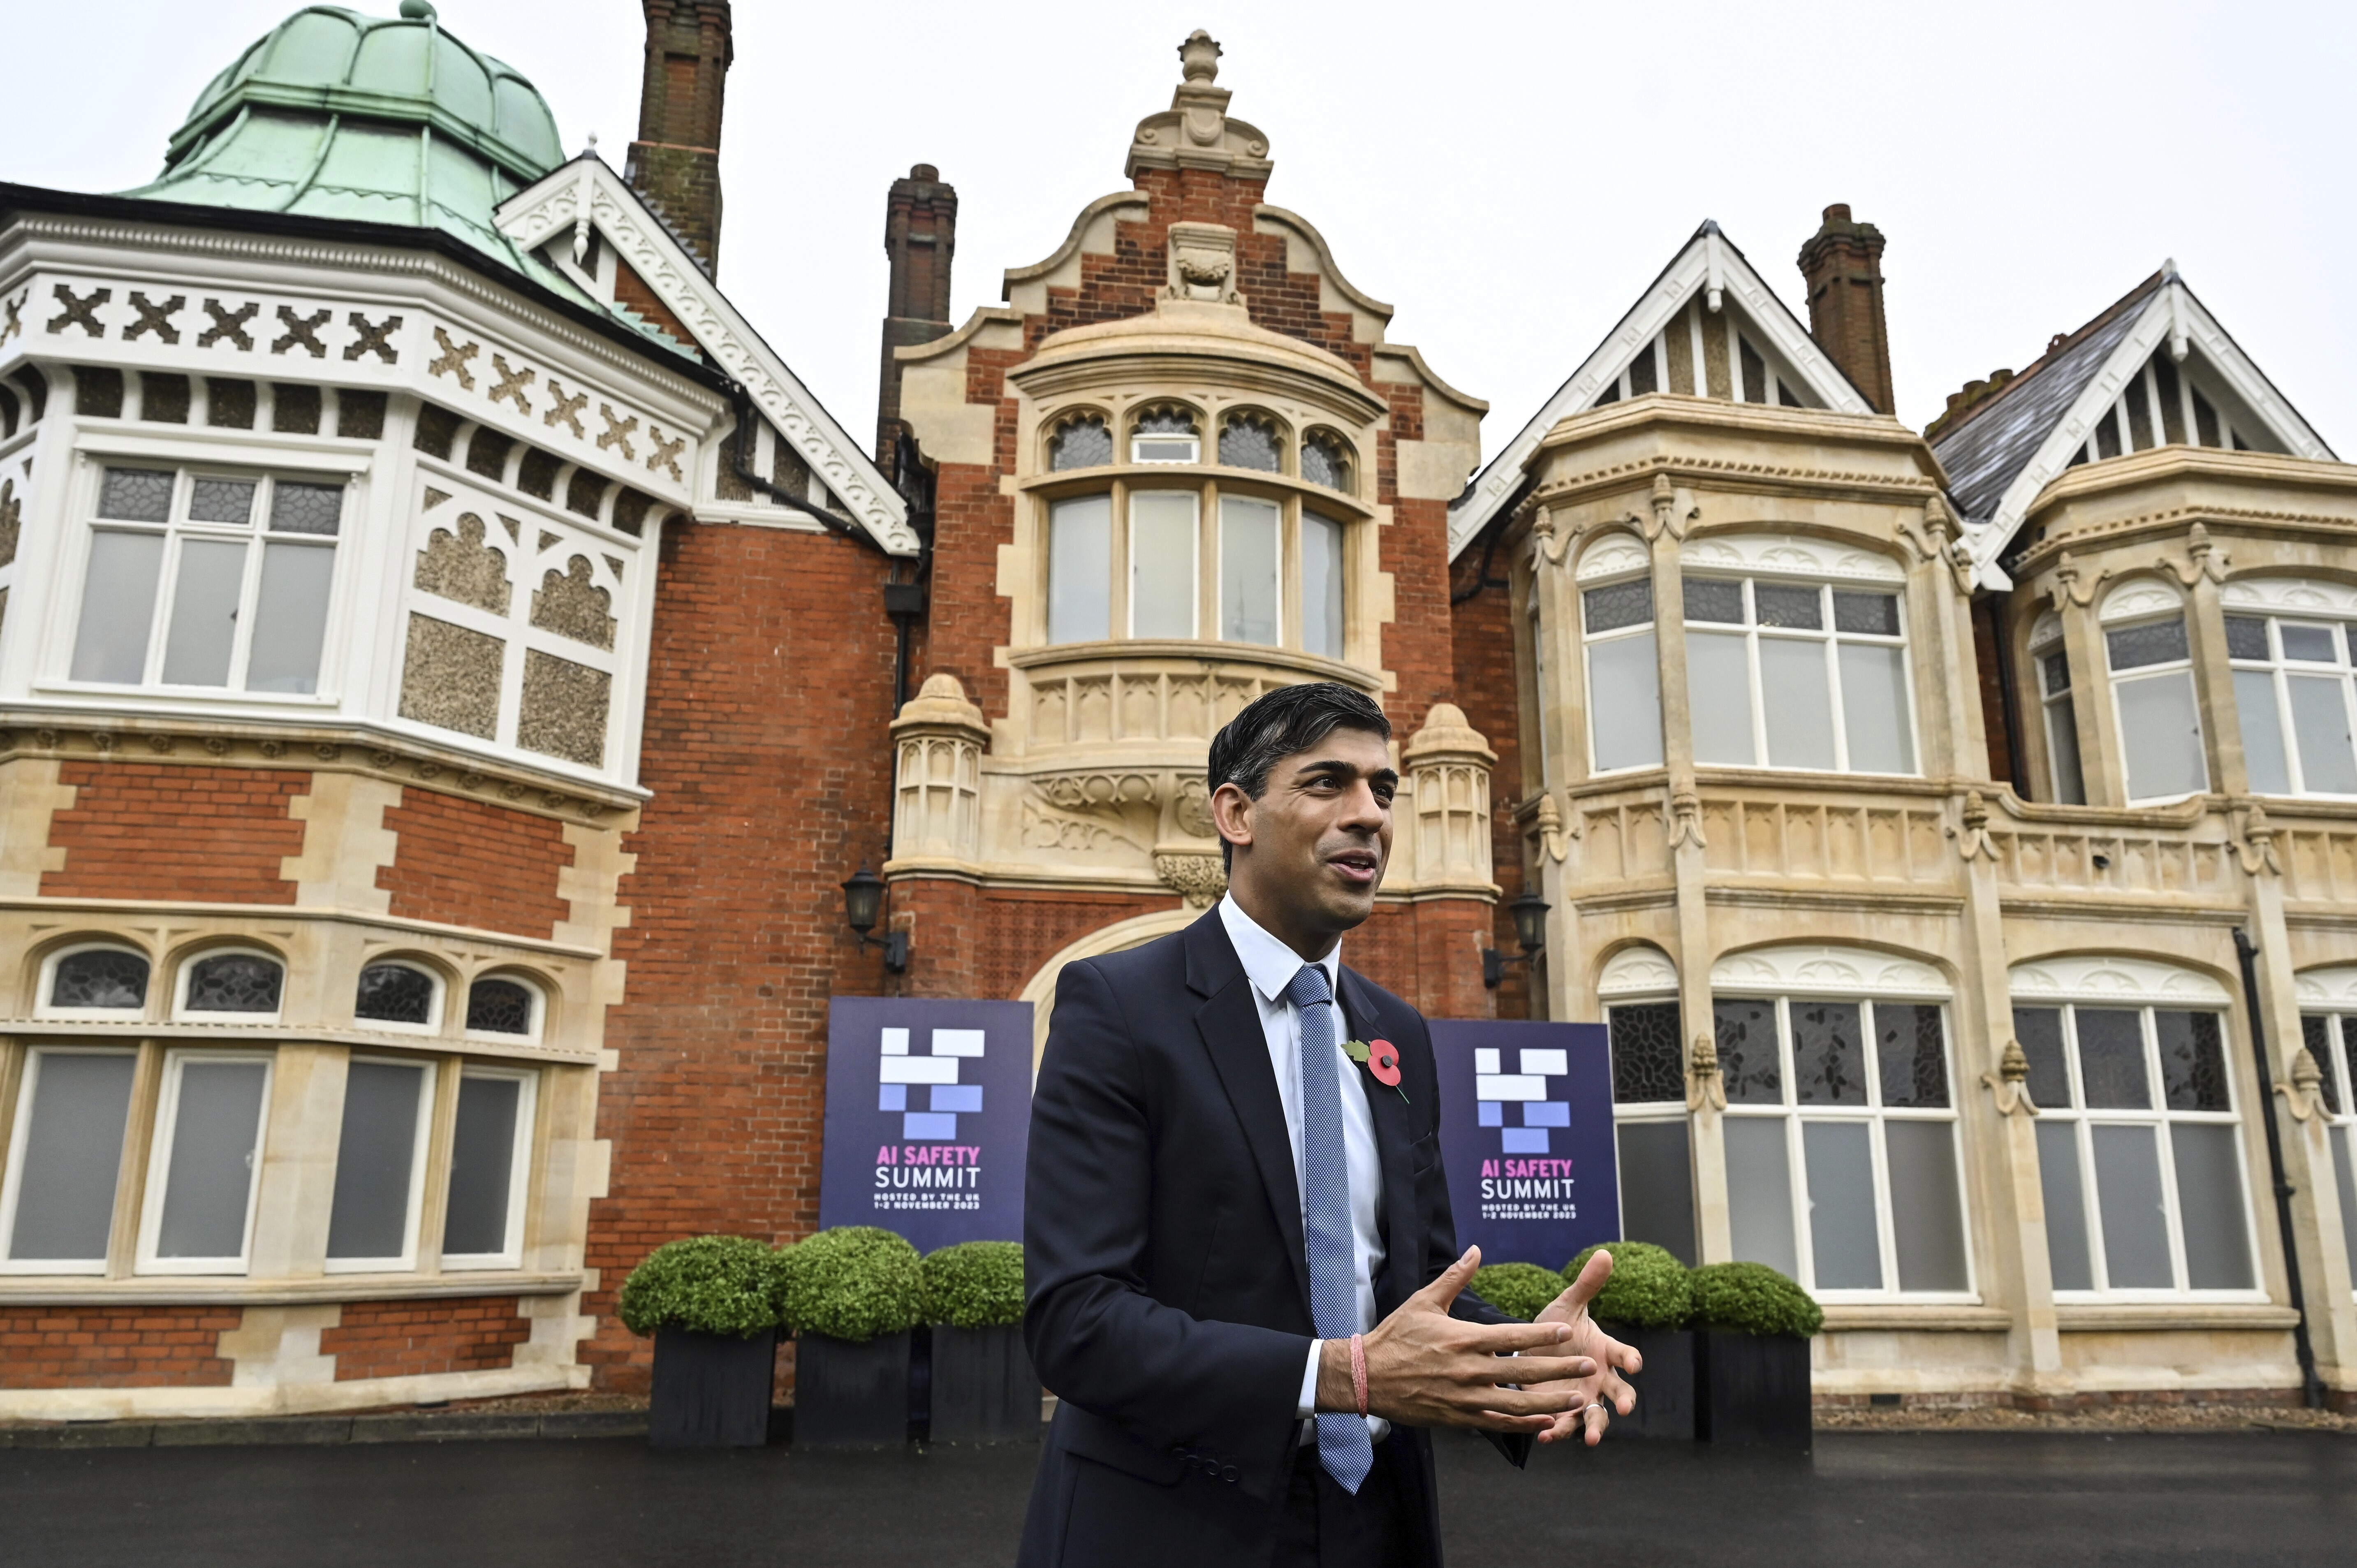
[{"x1": 1206, "y1": 683, "x2": 1392, "y2": 869}]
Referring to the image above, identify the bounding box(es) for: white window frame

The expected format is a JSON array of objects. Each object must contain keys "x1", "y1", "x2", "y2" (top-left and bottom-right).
[
  {"x1": 1577, "y1": 551, "x2": 1662, "y2": 776},
  {"x1": 0, "y1": 1045, "x2": 138, "y2": 1275},
  {"x1": 65, "y1": 462, "x2": 346, "y2": 699},
  {"x1": 2224, "y1": 607, "x2": 2357, "y2": 799},
  {"x1": 323, "y1": 1054, "x2": 438, "y2": 1274},
  {"x1": 2019, "y1": 1000, "x2": 2262, "y2": 1302},
  {"x1": 2099, "y1": 581, "x2": 2208, "y2": 804},
  {"x1": 171, "y1": 947, "x2": 287, "y2": 1024},
  {"x1": 1126, "y1": 487, "x2": 1201, "y2": 639},
  {"x1": 2299, "y1": 1007, "x2": 2357, "y2": 1299},
  {"x1": 35, "y1": 941, "x2": 156, "y2": 1021},
  {"x1": 1711, "y1": 954, "x2": 1975, "y2": 1304},
  {"x1": 352, "y1": 960, "x2": 447, "y2": 1037},
  {"x1": 440, "y1": 1065, "x2": 538, "y2": 1271},
  {"x1": 1681, "y1": 571, "x2": 1918, "y2": 777},
  {"x1": 134, "y1": 1047, "x2": 274, "y2": 1277},
  {"x1": 463, "y1": 973, "x2": 547, "y2": 1046},
  {"x1": 2028, "y1": 613, "x2": 2086, "y2": 805}
]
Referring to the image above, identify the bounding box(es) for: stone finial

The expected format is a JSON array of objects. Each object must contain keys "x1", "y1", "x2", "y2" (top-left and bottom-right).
[
  {"x1": 1984, "y1": 1038, "x2": 2038, "y2": 1116},
  {"x1": 1400, "y1": 703, "x2": 1496, "y2": 767},
  {"x1": 891, "y1": 672, "x2": 989, "y2": 739},
  {"x1": 1128, "y1": 31, "x2": 1272, "y2": 181},
  {"x1": 2278, "y1": 1044, "x2": 2327, "y2": 1122}
]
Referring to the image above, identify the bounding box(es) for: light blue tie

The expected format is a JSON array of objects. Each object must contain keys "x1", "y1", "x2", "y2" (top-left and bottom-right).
[{"x1": 1285, "y1": 963, "x2": 1374, "y2": 1494}]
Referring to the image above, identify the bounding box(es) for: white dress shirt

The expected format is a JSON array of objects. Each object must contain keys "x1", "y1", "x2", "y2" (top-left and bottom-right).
[{"x1": 1216, "y1": 894, "x2": 1389, "y2": 1442}]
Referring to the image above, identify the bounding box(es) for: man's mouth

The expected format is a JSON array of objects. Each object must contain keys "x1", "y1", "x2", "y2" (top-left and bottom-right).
[{"x1": 1327, "y1": 848, "x2": 1380, "y2": 886}]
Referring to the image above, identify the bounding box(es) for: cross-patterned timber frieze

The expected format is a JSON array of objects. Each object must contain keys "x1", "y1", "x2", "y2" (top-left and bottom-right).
[
  {"x1": 496, "y1": 178, "x2": 912, "y2": 548},
  {"x1": 2009, "y1": 504, "x2": 2357, "y2": 576},
  {"x1": 0, "y1": 723, "x2": 641, "y2": 824},
  {"x1": 11, "y1": 216, "x2": 722, "y2": 395},
  {"x1": 1524, "y1": 452, "x2": 1941, "y2": 507}
]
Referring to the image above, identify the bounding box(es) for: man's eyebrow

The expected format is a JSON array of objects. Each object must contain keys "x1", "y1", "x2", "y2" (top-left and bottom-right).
[{"x1": 1292, "y1": 759, "x2": 1400, "y2": 786}]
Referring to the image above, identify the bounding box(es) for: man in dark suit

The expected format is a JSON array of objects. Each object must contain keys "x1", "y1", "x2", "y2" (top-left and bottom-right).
[{"x1": 1021, "y1": 682, "x2": 1639, "y2": 1567}]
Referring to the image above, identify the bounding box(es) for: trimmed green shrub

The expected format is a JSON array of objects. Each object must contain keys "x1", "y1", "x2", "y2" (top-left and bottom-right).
[
  {"x1": 1565, "y1": 1241, "x2": 1693, "y2": 1329},
  {"x1": 617, "y1": 1235, "x2": 788, "y2": 1339},
  {"x1": 1470, "y1": 1261, "x2": 1569, "y2": 1322},
  {"x1": 782, "y1": 1226, "x2": 925, "y2": 1343},
  {"x1": 1687, "y1": 1261, "x2": 1824, "y2": 1338},
  {"x1": 920, "y1": 1241, "x2": 1027, "y2": 1329}
]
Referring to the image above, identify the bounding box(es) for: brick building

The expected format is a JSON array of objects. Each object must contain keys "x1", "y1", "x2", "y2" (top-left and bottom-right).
[{"x1": 1, "y1": 3, "x2": 2354, "y2": 1423}]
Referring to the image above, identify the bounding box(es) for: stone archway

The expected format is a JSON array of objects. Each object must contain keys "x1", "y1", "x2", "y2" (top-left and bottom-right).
[{"x1": 1019, "y1": 908, "x2": 1201, "y2": 1074}]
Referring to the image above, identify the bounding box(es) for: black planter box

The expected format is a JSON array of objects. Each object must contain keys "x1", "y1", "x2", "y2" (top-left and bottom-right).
[
  {"x1": 928, "y1": 1323, "x2": 1041, "y2": 1444},
  {"x1": 794, "y1": 1331, "x2": 912, "y2": 1448},
  {"x1": 648, "y1": 1326, "x2": 776, "y2": 1449},
  {"x1": 1601, "y1": 1322, "x2": 1695, "y2": 1440},
  {"x1": 1695, "y1": 1329, "x2": 1812, "y2": 1448}
]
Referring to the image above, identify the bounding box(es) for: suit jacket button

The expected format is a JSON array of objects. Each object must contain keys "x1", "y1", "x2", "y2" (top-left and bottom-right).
[{"x1": 1222, "y1": 1465, "x2": 1239, "y2": 1484}]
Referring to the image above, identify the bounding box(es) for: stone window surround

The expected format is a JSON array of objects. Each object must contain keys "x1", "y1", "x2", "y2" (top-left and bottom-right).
[
  {"x1": 0, "y1": 1032, "x2": 549, "y2": 1286},
  {"x1": 1042, "y1": 400, "x2": 1358, "y2": 495}
]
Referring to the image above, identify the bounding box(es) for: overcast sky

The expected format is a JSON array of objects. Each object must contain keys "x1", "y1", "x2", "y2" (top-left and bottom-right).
[{"x1": 16, "y1": 1, "x2": 2356, "y2": 474}]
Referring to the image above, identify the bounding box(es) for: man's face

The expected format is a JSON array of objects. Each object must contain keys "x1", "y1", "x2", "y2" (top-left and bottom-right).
[{"x1": 1215, "y1": 726, "x2": 1397, "y2": 941}]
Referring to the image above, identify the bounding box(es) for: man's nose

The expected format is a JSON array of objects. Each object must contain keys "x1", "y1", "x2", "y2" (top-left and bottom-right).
[{"x1": 1337, "y1": 781, "x2": 1387, "y2": 830}]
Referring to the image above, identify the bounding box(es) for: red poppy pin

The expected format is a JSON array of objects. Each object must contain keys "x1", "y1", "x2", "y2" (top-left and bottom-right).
[{"x1": 1343, "y1": 1038, "x2": 1409, "y2": 1102}]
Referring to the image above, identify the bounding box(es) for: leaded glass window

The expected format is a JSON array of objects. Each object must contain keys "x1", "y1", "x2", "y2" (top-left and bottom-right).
[
  {"x1": 1218, "y1": 413, "x2": 1281, "y2": 472},
  {"x1": 1607, "y1": 1001, "x2": 1684, "y2": 1103},
  {"x1": 1301, "y1": 432, "x2": 1351, "y2": 493},
  {"x1": 355, "y1": 963, "x2": 437, "y2": 1027},
  {"x1": 49, "y1": 948, "x2": 150, "y2": 1011},
  {"x1": 181, "y1": 952, "x2": 284, "y2": 1016},
  {"x1": 1048, "y1": 415, "x2": 1112, "y2": 472},
  {"x1": 467, "y1": 977, "x2": 537, "y2": 1036}
]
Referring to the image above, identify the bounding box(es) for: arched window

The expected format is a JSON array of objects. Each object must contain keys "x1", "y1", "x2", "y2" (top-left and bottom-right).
[
  {"x1": 176, "y1": 951, "x2": 284, "y2": 1019},
  {"x1": 354, "y1": 962, "x2": 440, "y2": 1030},
  {"x1": 1598, "y1": 945, "x2": 1692, "y2": 1262},
  {"x1": 2011, "y1": 954, "x2": 2256, "y2": 1296},
  {"x1": 1301, "y1": 431, "x2": 1352, "y2": 494},
  {"x1": 1217, "y1": 412, "x2": 1282, "y2": 472},
  {"x1": 1130, "y1": 406, "x2": 1199, "y2": 465},
  {"x1": 465, "y1": 976, "x2": 541, "y2": 1039},
  {"x1": 1710, "y1": 944, "x2": 1970, "y2": 1297},
  {"x1": 2222, "y1": 578, "x2": 2357, "y2": 797},
  {"x1": 1577, "y1": 536, "x2": 1660, "y2": 774},
  {"x1": 1047, "y1": 414, "x2": 1112, "y2": 472},
  {"x1": 1682, "y1": 537, "x2": 1915, "y2": 775},
  {"x1": 2294, "y1": 966, "x2": 2357, "y2": 1285},
  {"x1": 2100, "y1": 579, "x2": 2207, "y2": 802},
  {"x1": 2028, "y1": 612, "x2": 2086, "y2": 804},
  {"x1": 44, "y1": 946, "x2": 151, "y2": 1014}
]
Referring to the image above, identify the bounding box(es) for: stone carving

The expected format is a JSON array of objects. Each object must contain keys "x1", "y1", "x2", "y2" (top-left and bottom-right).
[
  {"x1": 47, "y1": 283, "x2": 108, "y2": 337},
  {"x1": 1530, "y1": 793, "x2": 1571, "y2": 863},
  {"x1": 1644, "y1": 473, "x2": 1698, "y2": 542},
  {"x1": 345, "y1": 310, "x2": 401, "y2": 363},
  {"x1": 1154, "y1": 852, "x2": 1229, "y2": 909},
  {"x1": 518, "y1": 650, "x2": 611, "y2": 766},
  {"x1": 544, "y1": 379, "x2": 587, "y2": 437},
  {"x1": 1668, "y1": 786, "x2": 1707, "y2": 850},
  {"x1": 1685, "y1": 1032, "x2": 1727, "y2": 1112},
  {"x1": 271, "y1": 305, "x2": 328, "y2": 358},
  {"x1": 531, "y1": 556, "x2": 617, "y2": 649},
  {"x1": 597, "y1": 404, "x2": 638, "y2": 460},
  {"x1": 1165, "y1": 222, "x2": 1241, "y2": 305},
  {"x1": 1402, "y1": 704, "x2": 1496, "y2": 889},
  {"x1": 2234, "y1": 801, "x2": 2283, "y2": 876},
  {"x1": 2045, "y1": 551, "x2": 2108, "y2": 611},
  {"x1": 198, "y1": 298, "x2": 257, "y2": 350},
  {"x1": 1174, "y1": 777, "x2": 1217, "y2": 838},
  {"x1": 646, "y1": 424, "x2": 685, "y2": 482},
  {"x1": 892, "y1": 675, "x2": 990, "y2": 863},
  {"x1": 429, "y1": 326, "x2": 480, "y2": 389},
  {"x1": 414, "y1": 512, "x2": 513, "y2": 614},
  {"x1": 1983, "y1": 1038, "x2": 2038, "y2": 1117},
  {"x1": 2159, "y1": 521, "x2": 2230, "y2": 588},
  {"x1": 399, "y1": 614, "x2": 504, "y2": 739},
  {"x1": 2277, "y1": 1045, "x2": 2327, "y2": 1122},
  {"x1": 489, "y1": 353, "x2": 535, "y2": 414},
  {"x1": 125, "y1": 292, "x2": 184, "y2": 344},
  {"x1": 1950, "y1": 789, "x2": 1998, "y2": 861}
]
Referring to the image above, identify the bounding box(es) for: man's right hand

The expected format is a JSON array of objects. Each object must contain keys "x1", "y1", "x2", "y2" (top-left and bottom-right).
[{"x1": 1315, "y1": 1246, "x2": 1597, "y2": 1432}]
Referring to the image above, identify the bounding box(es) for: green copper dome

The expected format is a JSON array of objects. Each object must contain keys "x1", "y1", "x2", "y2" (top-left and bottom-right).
[{"x1": 124, "y1": 3, "x2": 578, "y2": 291}]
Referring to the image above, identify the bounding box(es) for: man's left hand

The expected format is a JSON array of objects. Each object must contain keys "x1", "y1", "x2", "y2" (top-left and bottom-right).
[{"x1": 1524, "y1": 1249, "x2": 1642, "y2": 1445}]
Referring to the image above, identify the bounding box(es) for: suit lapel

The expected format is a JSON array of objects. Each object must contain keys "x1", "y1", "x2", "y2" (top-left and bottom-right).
[
  {"x1": 1340, "y1": 967, "x2": 1422, "y2": 1317},
  {"x1": 1184, "y1": 913, "x2": 1314, "y2": 1321}
]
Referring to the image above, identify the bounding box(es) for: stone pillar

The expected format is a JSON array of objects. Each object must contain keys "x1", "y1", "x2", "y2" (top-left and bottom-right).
[
  {"x1": 1400, "y1": 702, "x2": 1496, "y2": 893},
  {"x1": 888, "y1": 674, "x2": 988, "y2": 868}
]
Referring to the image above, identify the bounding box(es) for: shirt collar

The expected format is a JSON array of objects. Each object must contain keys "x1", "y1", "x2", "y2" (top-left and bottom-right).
[{"x1": 1218, "y1": 894, "x2": 1342, "y2": 1007}]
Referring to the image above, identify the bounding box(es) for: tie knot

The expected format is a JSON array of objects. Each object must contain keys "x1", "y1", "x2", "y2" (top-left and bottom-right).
[{"x1": 1284, "y1": 964, "x2": 1334, "y2": 1010}]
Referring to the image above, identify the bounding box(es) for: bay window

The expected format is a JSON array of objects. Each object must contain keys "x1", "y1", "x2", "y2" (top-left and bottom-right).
[
  {"x1": 441, "y1": 1067, "x2": 536, "y2": 1267},
  {"x1": 1712, "y1": 958, "x2": 1970, "y2": 1297},
  {"x1": 2226, "y1": 600, "x2": 2357, "y2": 797},
  {"x1": 70, "y1": 465, "x2": 343, "y2": 695},
  {"x1": 2100, "y1": 585, "x2": 2207, "y2": 802},
  {"x1": 1684, "y1": 571, "x2": 1915, "y2": 774},
  {"x1": 137, "y1": 1049, "x2": 273, "y2": 1274},
  {"x1": 2012, "y1": 964, "x2": 2257, "y2": 1296},
  {"x1": 325, "y1": 1058, "x2": 434, "y2": 1271},
  {"x1": 1130, "y1": 490, "x2": 1199, "y2": 637},
  {"x1": 1602, "y1": 975, "x2": 1695, "y2": 1263},
  {"x1": 1581, "y1": 570, "x2": 1662, "y2": 773},
  {"x1": 2029, "y1": 613, "x2": 2087, "y2": 804}
]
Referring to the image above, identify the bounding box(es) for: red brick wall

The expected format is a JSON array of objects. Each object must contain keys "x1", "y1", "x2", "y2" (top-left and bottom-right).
[
  {"x1": 1451, "y1": 543, "x2": 1532, "y2": 1020},
  {"x1": 582, "y1": 519, "x2": 901, "y2": 1392},
  {"x1": 376, "y1": 788, "x2": 575, "y2": 940},
  {"x1": 0, "y1": 1306, "x2": 239, "y2": 1388},
  {"x1": 320, "y1": 1296, "x2": 529, "y2": 1380},
  {"x1": 42, "y1": 763, "x2": 307, "y2": 904}
]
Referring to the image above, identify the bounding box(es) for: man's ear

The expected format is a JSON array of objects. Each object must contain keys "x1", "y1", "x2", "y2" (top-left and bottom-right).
[{"x1": 1210, "y1": 780, "x2": 1255, "y2": 858}]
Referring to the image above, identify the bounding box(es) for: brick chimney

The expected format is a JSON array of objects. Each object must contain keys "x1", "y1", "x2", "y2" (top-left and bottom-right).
[
  {"x1": 876, "y1": 164, "x2": 958, "y2": 459},
  {"x1": 625, "y1": 1, "x2": 732, "y2": 276},
  {"x1": 1797, "y1": 204, "x2": 1894, "y2": 415}
]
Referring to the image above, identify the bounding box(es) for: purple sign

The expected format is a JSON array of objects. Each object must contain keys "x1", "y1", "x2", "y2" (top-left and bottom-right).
[
  {"x1": 820, "y1": 997, "x2": 1033, "y2": 1251},
  {"x1": 1431, "y1": 1019, "x2": 1618, "y2": 1271}
]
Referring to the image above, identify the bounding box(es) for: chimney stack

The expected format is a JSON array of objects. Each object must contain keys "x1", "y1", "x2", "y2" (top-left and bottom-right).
[
  {"x1": 626, "y1": 1, "x2": 732, "y2": 276},
  {"x1": 876, "y1": 163, "x2": 958, "y2": 460},
  {"x1": 1797, "y1": 204, "x2": 1894, "y2": 415}
]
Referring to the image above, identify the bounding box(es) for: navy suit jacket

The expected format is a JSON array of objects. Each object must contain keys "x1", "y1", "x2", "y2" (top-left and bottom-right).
[{"x1": 1018, "y1": 909, "x2": 1517, "y2": 1568}]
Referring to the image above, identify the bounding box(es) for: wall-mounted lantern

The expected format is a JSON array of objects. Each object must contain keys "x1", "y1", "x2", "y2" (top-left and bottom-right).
[
  {"x1": 1481, "y1": 892, "x2": 1551, "y2": 989},
  {"x1": 841, "y1": 862, "x2": 910, "y2": 973}
]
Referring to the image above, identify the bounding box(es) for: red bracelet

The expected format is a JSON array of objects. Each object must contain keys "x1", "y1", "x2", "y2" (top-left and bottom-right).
[{"x1": 1350, "y1": 1333, "x2": 1368, "y2": 1418}]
